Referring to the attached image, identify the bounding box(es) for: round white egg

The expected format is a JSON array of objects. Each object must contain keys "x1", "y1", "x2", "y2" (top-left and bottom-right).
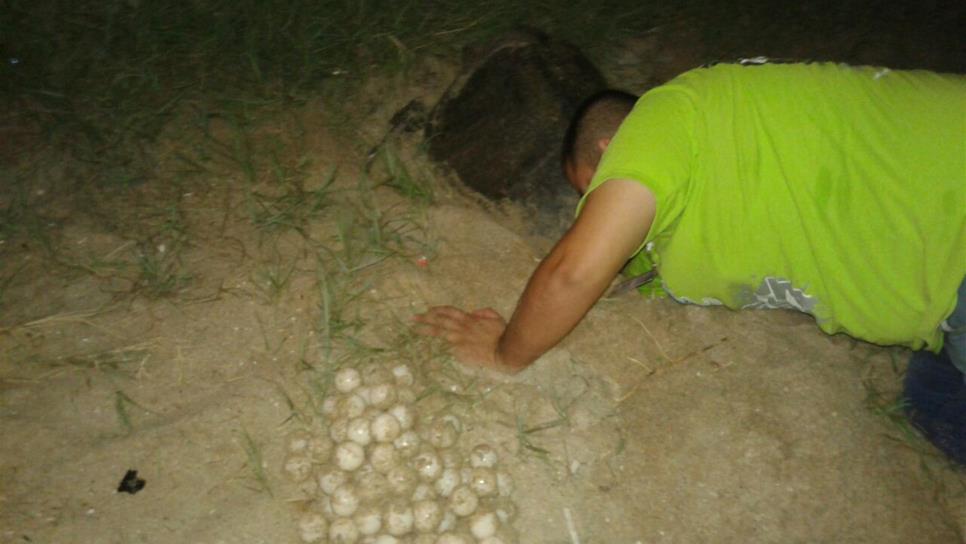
[
  {"x1": 392, "y1": 364, "x2": 414, "y2": 386},
  {"x1": 298, "y1": 512, "x2": 328, "y2": 543},
  {"x1": 434, "y1": 467, "x2": 459, "y2": 497},
  {"x1": 496, "y1": 471, "x2": 513, "y2": 497},
  {"x1": 411, "y1": 483, "x2": 435, "y2": 502},
  {"x1": 388, "y1": 403, "x2": 414, "y2": 430},
  {"x1": 436, "y1": 510, "x2": 456, "y2": 533},
  {"x1": 368, "y1": 383, "x2": 397, "y2": 409},
  {"x1": 469, "y1": 467, "x2": 497, "y2": 497},
  {"x1": 283, "y1": 455, "x2": 313, "y2": 482},
  {"x1": 469, "y1": 511, "x2": 498, "y2": 539},
  {"x1": 331, "y1": 484, "x2": 360, "y2": 517},
  {"x1": 448, "y1": 485, "x2": 479, "y2": 517},
  {"x1": 353, "y1": 505, "x2": 382, "y2": 536},
  {"x1": 335, "y1": 367, "x2": 362, "y2": 393},
  {"x1": 329, "y1": 417, "x2": 349, "y2": 442},
  {"x1": 317, "y1": 468, "x2": 348, "y2": 495},
  {"x1": 413, "y1": 451, "x2": 442, "y2": 481},
  {"x1": 469, "y1": 444, "x2": 498, "y2": 468},
  {"x1": 369, "y1": 442, "x2": 398, "y2": 473},
  {"x1": 371, "y1": 412, "x2": 402, "y2": 443},
  {"x1": 328, "y1": 517, "x2": 359, "y2": 543},
  {"x1": 334, "y1": 442, "x2": 365, "y2": 472},
  {"x1": 355, "y1": 470, "x2": 391, "y2": 503},
  {"x1": 307, "y1": 436, "x2": 334, "y2": 462},
  {"x1": 346, "y1": 417, "x2": 372, "y2": 446},
  {"x1": 385, "y1": 501, "x2": 414, "y2": 536},
  {"x1": 385, "y1": 465, "x2": 418, "y2": 496},
  {"x1": 427, "y1": 418, "x2": 459, "y2": 449},
  {"x1": 393, "y1": 430, "x2": 420, "y2": 458},
  {"x1": 412, "y1": 499, "x2": 442, "y2": 533}
]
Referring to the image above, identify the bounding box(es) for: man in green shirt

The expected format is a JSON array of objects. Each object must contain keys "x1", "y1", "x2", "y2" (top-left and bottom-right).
[{"x1": 414, "y1": 62, "x2": 966, "y2": 464}]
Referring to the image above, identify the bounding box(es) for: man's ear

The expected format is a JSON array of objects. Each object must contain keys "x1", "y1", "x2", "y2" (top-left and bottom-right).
[{"x1": 596, "y1": 138, "x2": 611, "y2": 154}]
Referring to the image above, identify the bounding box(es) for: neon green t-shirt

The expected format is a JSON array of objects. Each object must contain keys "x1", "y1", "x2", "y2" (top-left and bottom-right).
[{"x1": 580, "y1": 62, "x2": 966, "y2": 351}]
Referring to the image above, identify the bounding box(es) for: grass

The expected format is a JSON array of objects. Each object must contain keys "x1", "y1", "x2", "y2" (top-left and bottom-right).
[
  {"x1": 239, "y1": 429, "x2": 273, "y2": 496},
  {"x1": 1, "y1": 0, "x2": 666, "y2": 301}
]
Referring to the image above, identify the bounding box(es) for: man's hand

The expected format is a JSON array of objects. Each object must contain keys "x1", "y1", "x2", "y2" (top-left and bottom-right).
[
  {"x1": 413, "y1": 306, "x2": 524, "y2": 373},
  {"x1": 415, "y1": 179, "x2": 656, "y2": 374}
]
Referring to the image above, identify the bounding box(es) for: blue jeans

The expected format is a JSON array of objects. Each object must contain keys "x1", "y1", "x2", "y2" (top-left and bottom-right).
[{"x1": 943, "y1": 276, "x2": 966, "y2": 377}]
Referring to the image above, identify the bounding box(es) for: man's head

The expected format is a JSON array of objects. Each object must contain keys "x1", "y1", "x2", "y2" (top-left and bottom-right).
[{"x1": 562, "y1": 89, "x2": 638, "y2": 194}]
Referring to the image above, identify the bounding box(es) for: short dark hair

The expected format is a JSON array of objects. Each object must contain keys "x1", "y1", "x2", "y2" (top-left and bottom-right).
[{"x1": 561, "y1": 89, "x2": 638, "y2": 169}]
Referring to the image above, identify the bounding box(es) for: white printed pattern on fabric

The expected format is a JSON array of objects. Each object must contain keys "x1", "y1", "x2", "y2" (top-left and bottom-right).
[
  {"x1": 666, "y1": 277, "x2": 817, "y2": 315},
  {"x1": 743, "y1": 277, "x2": 817, "y2": 313}
]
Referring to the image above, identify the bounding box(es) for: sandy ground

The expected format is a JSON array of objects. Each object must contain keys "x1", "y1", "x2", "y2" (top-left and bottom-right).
[{"x1": 2, "y1": 19, "x2": 965, "y2": 544}]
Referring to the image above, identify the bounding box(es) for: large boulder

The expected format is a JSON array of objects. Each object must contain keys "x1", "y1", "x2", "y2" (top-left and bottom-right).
[{"x1": 426, "y1": 30, "x2": 607, "y2": 234}]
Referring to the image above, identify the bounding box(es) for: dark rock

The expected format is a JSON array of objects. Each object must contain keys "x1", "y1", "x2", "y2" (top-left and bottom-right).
[{"x1": 426, "y1": 30, "x2": 607, "y2": 235}]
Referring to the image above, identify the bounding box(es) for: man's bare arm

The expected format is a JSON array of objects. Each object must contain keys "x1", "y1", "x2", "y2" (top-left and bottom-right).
[{"x1": 414, "y1": 179, "x2": 656, "y2": 373}]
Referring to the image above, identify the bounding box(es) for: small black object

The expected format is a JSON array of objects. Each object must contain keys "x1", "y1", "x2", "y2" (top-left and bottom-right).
[{"x1": 117, "y1": 469, "x2": 145, "y2": 494}]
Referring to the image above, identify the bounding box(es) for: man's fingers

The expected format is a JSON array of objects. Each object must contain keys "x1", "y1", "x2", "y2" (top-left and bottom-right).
[
  {"x1": 413, "y1": 306, "x2": 471, "y2": 328},
  {"x1": 471, "y1": 307, "x2": 502, "y2": 320},
  {"x1": 412, "y1": 323, "x2": 464, "y2": 345},
  {"x1": 426, "y1": 305, "x2": 467, "y2": 319}
]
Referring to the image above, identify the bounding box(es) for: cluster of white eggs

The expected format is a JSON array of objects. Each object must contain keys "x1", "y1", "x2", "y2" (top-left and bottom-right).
[{"x1": 283, "y1": 363, "x2": 517, "y2": 543}]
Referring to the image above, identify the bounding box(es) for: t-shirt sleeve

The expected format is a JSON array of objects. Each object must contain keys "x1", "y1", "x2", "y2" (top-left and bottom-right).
[{"x1": 576, "y1": 86, "x2": 696, "y2": 252}]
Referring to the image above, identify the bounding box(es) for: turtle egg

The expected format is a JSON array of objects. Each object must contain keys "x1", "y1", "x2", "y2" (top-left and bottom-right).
[
  {"x1": 372, "y1": 536, "x2": 401, "y2": 544},
  {"x1": 363, "y1": 366, "x2": 394, "y2": 386},
  {"x1": 296, "y1": 476, "x2": 319, "y2": 496},
  {"x1": 413, "y1": 536, "x2": 437, "y2": 544},
  {"x1": 469, "y1": 467, "x2": 497, "y2": 497},
  {"x1": 438, "y1": 448, "x2": 462, "y2": 469},
  {"x1": 371, "y1": 413, "x2": 402, "y2": 443},
  {"x1": 434, "y1": 467, "x2": 460, "y2": 497},
  {"x1": 347, "y1": 417, "x2": 372, "y2": 446},
  {"x1": 496, "y1": 472, "x2": 513, "y2": 497},
  {"x1": 318, "y1": 495, "x2": 335, "y2": 518},
  {"x1": 370, "y1": 442, "x2": 399, "y2": 473},
  {"x1": 414, "y1": 451, "x2": 442, "y2": 481},
  {"x1": 331, "y1": 484, "x2": 360, "y2": 517},
  {"x1": 386, "y1": 465, "x2": 418, "y2": 496},
  {"x1": 356, "y1": 385, "x2": 373, "y2": 406},
  {"x1": 396, "y1": 386, "x2": 417, "y2": 404},
  {"x1": 322, "y1": 396, "x2": 339, "y2": 416},
  {"x1": 368, "y1": 383, "x2": 397, "y2": 410},
  {"x1": 393, "y1": 430, "x2": 420, "y2": 458},
  {"x1": 298, "y1": 512, "x2": 328, "y2": 543},
  {"x1": 392, "y1": 364, "x2": 414, "y2": 386},
  {"x1": 307, "y1": 436, "x2": 334, "y2": 462},
  {"x1": 318, "y1": 468, "x2": 349, "y2": 495},
  {"x1": 328, "y1": 517, "x2": 359, "y2": 543},
  {"x1": 427, "y1": 418, "x2": 460, "y2": 449},
  {"x1": 385, "y1": 500, "x2": 414, "y2": 536},
  {"x1": 335, "y1": 442, "x2": 365, "y2": 471},
  {"x1": 412, "y1": 483, "x2": 435, "y2": 502},
  {"x1": 449, "y1": 485, "x2": 479, "y2": 517},
  {"x1": 355, "y1": 470, "x2": 391, "y2": 503},
  {"x1": 335, "y1": 367, "x2": 362, "y2": 393},
  {"x1": 283, "y1": 455, "x2": 313, "y2": 482},
  {"x1": 412, "y1": 499, "x2": 443, "y2": 533},
  {"x1": 469, "y1": 511, "x2": 498, "y2": 540},
  {"x1": 288, "y1": 431, "x2": 312, "y2": 453},
  {"x1": 329, "y1": 418, "x2": 349, "y2": 442},
  {"x1": 436, "y1": 510, "x2": 456, "y2": 533},
  {"x1": 388, "y1": 404, "x2": 414, "y2": 430},
  {"x1": 339, "y1": 395, "x2": 368, "y2": 419},
  {"x1": 480, "y1": 537, "x2": 507, "y2": 544},
  {"x1": 435, "y1": 534, "x2": 470, "y2": 544},
  {"x1": 469, "y1": 444, "x2": 498, "y2": 468},
  {"x1": 353, "y1": 506, "x2": 382, "y2": 535}
]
